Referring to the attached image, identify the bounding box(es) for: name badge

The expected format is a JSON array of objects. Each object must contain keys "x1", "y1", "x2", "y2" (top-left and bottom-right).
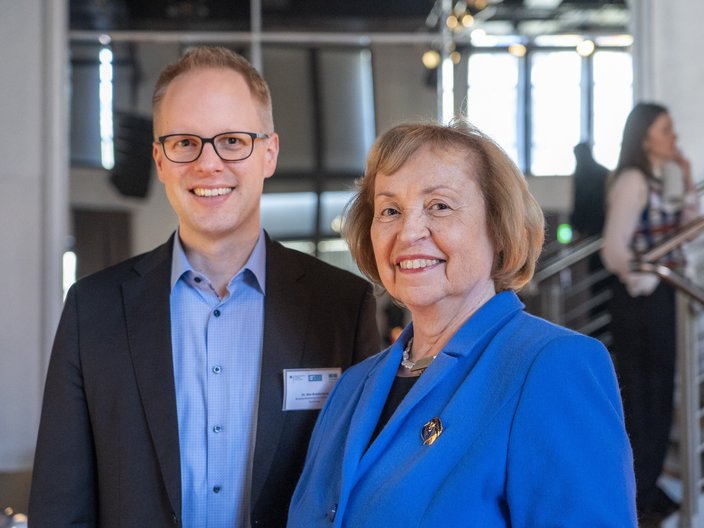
[{"x1": 282, "y1": 368, "x2": 341, "y2": 411}]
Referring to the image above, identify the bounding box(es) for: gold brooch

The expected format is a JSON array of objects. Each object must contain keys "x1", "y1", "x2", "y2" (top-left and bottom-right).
[{"x1": 421, "y1": 417, "x2": 443, "y2": 446}]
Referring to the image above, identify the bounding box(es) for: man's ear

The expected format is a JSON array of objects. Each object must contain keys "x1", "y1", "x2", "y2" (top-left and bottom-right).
[
  {"x1": 153, "y1": 142, "x2": 166, "y2": 182},
  {"x1": 264, "y1": 132, "x2": 280, "y2": 179}
]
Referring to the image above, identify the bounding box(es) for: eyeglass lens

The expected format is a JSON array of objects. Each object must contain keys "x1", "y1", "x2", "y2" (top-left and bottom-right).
[{"x1": 162, "y1": 132, "x2": 256, "y2": 163}]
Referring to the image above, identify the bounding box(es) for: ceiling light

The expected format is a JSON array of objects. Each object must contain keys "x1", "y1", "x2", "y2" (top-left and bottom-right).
[
  {"x1": 461, "y1": 14, "x2": 475, "y2": 27},
  {"x1": 576, "y1": 39, "x2": 595, "y2": 56},
  {"x1": 422, "y1": 50, "x2": 442, "y2": 69},
  {"x1": 508, "y1": 44, "x2": 527, "y2": 57}
]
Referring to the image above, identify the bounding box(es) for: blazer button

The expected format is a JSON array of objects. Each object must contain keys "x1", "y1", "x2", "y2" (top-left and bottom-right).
[
  {"x1": 326, "y1": 504, "x2": 337, "y2": 522},
  {"x1": 171, "y1": 512, "x2": 179, "y2": 525}
]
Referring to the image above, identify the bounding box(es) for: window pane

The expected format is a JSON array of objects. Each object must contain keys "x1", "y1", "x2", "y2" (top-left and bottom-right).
[
  {"x1": 261, "y1": 192, "x2": 317, "y2": 238},
  {"x1": 319, "y1": 49, "x2": 376, "y2": 172},
  {"x1": 466, "y1": 53, "x2": 519, "y2": 165},
  {"x1": 530, "y1": 51, "x2": 581, "y2": 176},
  {"x1": 593, "y1": 51, "x2": 633, "y2": 169}
]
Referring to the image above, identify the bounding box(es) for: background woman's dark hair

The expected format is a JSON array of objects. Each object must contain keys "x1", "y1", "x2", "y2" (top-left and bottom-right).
[{"x1": 615, "y1": 102, "x2": 668, "y2": 180}]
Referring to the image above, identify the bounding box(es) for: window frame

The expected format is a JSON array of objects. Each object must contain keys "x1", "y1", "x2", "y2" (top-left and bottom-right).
[{"x1": 464, "y1": 42, "x2": 632, "y2": 176}]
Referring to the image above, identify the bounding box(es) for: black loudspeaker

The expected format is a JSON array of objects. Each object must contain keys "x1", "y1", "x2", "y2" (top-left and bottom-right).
[
  {"x1": 110, "y1": 111, "x2": 154, "y2": 199},
  {"x1": 71, "y1": 0, "x2": 130, "y2": 30}
]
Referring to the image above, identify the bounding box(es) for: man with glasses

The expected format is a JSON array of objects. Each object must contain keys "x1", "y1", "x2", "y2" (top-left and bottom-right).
[{"x1": 29, "y1": 46, "x2": 380, "y2": 528}]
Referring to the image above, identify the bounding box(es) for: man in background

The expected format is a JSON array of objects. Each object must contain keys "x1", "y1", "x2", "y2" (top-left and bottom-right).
[
  {"x1": 569, "y1": 142, "x2": 612, "y2": 339},
  {"x1": 570, "y1": 141, "x2": 609, "y2": 240}
]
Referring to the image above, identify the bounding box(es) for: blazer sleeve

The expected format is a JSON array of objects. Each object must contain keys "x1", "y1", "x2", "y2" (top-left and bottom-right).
[
  {"x1": 29, "y1": 285, "x2": 98, "y2": 527},
  {"x1": 505, "y1": 335, "x2": 637, "y2": 527}
]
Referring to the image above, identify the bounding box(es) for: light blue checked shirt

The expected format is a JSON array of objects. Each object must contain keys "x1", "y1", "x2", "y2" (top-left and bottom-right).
[{"x1": 170, "y1": 231, "x2": 266, "y2": 528}]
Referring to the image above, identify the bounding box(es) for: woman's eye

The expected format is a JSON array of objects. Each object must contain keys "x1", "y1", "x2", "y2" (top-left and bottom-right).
[
  {"x1": 378, "y1": 207, "x2": 399, "y2": 217},
  {"x1": 429, "y1": 202, "x2": 450, "y2": 211}
]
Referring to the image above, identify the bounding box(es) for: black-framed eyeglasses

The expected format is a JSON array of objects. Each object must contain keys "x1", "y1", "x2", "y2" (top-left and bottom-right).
[{"x1": 157, "y1": 131, "x2": 270, "y2": 163}]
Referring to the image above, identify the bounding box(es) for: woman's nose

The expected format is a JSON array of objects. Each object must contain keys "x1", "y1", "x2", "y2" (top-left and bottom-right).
[{"x1": 398, "y1": 209, "x2": 430, "y2": 242}]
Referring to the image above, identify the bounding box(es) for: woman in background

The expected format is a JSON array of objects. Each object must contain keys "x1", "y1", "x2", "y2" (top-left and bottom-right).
[
  {"x1": 601, "y1": 102, "x2": 699, "y2": 525},
  {"x1": 288, "y1": 119, "x2": 636, "y2": 527}
]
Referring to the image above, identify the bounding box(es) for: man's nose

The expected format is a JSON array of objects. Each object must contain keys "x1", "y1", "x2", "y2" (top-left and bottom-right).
[{"x1": 194, "y1": 141, "x2": 225, "y2": 171}]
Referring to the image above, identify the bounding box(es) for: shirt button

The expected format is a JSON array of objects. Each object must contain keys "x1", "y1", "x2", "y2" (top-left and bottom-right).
[
  {"x1": 213, "y1": 425, "x2": 222, "y2": 433},
  {"x1": 194, "y1": 276, "x2": 202, "y2": 283},
  {"x1": 326, "y1": 504, "x2": 337, "y2": 522},
  {"x1": 214, "y1": 309, "x2": 221, "y2": 317},
  {"x1": 212, "y1": 365, "x2": 222, "y2": 374},
  {"x1": 213, "y1": 485, "x2": 221, "y2": 493}
]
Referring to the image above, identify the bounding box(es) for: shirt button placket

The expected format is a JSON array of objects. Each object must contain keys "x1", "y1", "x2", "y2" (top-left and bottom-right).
[{"x1": 208, "y1": 302, "x2": 225, "y2": 511}]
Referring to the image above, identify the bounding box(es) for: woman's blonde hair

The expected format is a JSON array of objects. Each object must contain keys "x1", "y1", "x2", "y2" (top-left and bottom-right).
[{"x1": 344, "y1": 118, "x2": 545, "y2": 292}]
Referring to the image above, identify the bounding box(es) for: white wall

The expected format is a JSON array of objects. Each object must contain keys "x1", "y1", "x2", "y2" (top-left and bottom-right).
[
  {"x1": 528, "y1": 176, "x2": 572, "y2": 214},
  {"x1": 372, "y1": 44, "x2": 439, "y2": 132},
  {"x1": 631, "y1": 0, "x2": 704, "y2": 183},
  {"x1": 0, "y1": 0, "x2": 67, "y2": 473},
  {"x1": 70, "y1": 167, "x2": 177, "y2": 255}
]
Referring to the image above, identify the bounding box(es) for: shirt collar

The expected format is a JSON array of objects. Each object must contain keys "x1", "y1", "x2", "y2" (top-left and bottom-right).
[{"x1": 170, "y1": 229, "x2": 267, "y2": 294}]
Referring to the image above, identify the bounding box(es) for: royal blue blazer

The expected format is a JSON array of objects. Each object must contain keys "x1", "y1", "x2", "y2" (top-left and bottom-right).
[{"x1": 288, "y1": 291, "x2": 637, "y2": 527}]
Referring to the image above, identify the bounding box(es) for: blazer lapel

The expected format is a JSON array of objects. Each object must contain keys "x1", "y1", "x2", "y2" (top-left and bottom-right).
[
  {"x1": 343, "y1": 293, "x2": 527, "y2": 505},
  {"x1": 250, "y1": 237, "x2": 312, "y2": 508},
  {"x1": 337, "y1": 339, "x2": 458, "y2": 507},
  {"x1": 337, "y1": 346, "x2": 400, "y2": 494},
  {"x1": 122, "y1": 238, "x2": 182, "y2": 517}
]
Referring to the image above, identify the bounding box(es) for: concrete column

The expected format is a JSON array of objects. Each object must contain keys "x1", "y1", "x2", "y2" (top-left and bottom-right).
[
  {"x1": 0, "y1": 0, "x2": 68, "y2": 511},
  {"x1": 630, "y1": 0, "x2": 704, "y2": 180}
]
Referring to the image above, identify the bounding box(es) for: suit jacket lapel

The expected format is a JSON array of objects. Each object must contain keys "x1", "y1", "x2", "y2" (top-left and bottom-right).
[
  {"x1": 251, "y1": 236, "x2": 312, "y2": 508},
  {"x1": 122, "y1": 237, "x2": 182, "y2": 516}
]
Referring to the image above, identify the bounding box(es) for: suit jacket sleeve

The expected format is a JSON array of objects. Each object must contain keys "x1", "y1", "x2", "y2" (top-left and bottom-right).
[
  {"x1": 506, "y1": 335, "x2": 637, "y2": 526},
  {"x1": 352, "y1": 284, "x2": 380, "y2": 364},
  {"x1": 29, "y1": 284, "x2": 98, "y2": 527}
]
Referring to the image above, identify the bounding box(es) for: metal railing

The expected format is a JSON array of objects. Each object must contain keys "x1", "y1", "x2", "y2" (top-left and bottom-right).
[
  {"x1": 524, "y1": 234, "x2": 612, "y2": 343},
  {"x1": 631, "y1": 216, "x2": 704, "y2": 527},
  {"x1": 527, "y1": 216, "x2": 704, "y2": 527}
]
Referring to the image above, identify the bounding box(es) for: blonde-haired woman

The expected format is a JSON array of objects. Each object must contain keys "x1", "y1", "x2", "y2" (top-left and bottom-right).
[{"x1": 289, "y1": 119, "x2": 636, "y2": 527}]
